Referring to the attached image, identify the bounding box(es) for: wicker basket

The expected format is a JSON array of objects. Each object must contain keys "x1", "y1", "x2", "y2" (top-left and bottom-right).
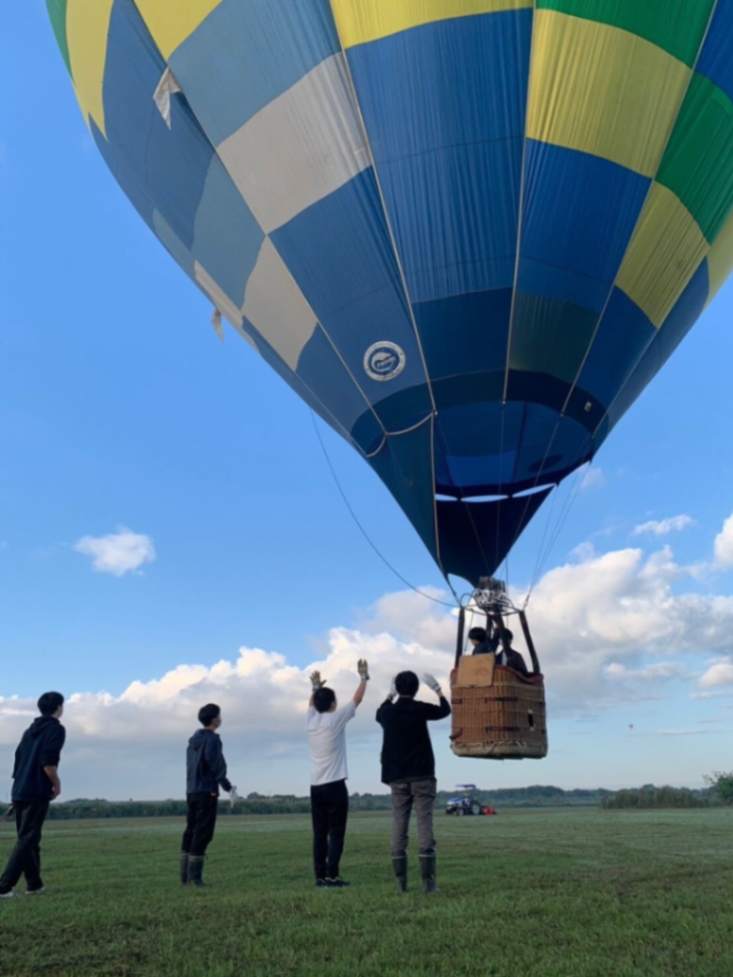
[{"x1": 450, "y1": 654, "x2": 548, "y2": 759}]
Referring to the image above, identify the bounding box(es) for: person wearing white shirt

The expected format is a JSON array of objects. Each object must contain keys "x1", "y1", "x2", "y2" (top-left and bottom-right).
[{"x1": 307, "y1": 660, "x2": 369, "y2": 888}]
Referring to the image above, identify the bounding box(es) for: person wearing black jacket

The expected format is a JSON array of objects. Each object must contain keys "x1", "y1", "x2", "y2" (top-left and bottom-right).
[
  {"x1": 0, "y1": 691, "x2": 66, "y2": 898},
  {"x1": 181, "y1": 703, "x2": 234, "y2": 887},
  {"x1": 376, "y1": 671, "x2": 450, "y2": 894},
  {"x1": 471, "y1": 626, "x2": 529, "y2": 675},
  {"x1": 468, "y1": 625, "x2": 499, "y2": 656}
]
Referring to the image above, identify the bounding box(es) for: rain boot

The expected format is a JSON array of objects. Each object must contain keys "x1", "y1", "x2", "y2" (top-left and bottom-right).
[
  {"x1": 420, "y1": 854, "x2": 437, "y2": 894},
  {"x1": 180, "y1": 853, "x2": 190, "y2": 885},
  {"x1": 187, "y1": 855, "x2": 205, "y2": 887},
  {"x1": 392, "y1": 856, "x2": 408, "y2": 893}
]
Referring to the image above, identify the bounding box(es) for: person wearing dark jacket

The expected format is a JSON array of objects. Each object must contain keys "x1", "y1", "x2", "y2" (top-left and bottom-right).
[
  {"x1": 468, "y1": 625, "x2": 499, "y2": 656},
  {"x1": 181, "y1": 703, "x2": 234, "y2": 887},
  {"x1": 494, "y1": 629, "x2": 530, "y2": 676},
  {"x1": 0, "y1": 691, "x2": 66, "y2": 898},
  {"x1": 376, "y1": 671, "x2": 450, "y2": 894},
  {"x1": 471, "y1": 625, "x2": 529, "y2": 675}
]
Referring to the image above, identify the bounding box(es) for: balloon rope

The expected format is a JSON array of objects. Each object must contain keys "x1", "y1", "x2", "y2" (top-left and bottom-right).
[
  {"x1": 522, "y1": 461, "x2": 587, "y2": 609},
  {"x1": 311, "y1": 413, "x2": 460, "y2": 609}
]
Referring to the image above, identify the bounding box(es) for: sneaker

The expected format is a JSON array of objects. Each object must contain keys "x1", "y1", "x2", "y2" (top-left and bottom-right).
[
  {"x1": 326, "y1": 877, "x2": 350, "y2": 888},
  {"x1": 315, "y1": 878, "x2": 330, "y2": 888},
  {"x1": 0, "y1": 890, "x2": 14, "y2": 900},
  {"x1": 26, "y1": 886, "x2": 45, "y2": 896}
]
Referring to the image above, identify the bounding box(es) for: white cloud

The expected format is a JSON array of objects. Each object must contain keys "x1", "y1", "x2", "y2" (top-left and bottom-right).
[
  {"x1": 579, "y1": 466, "x2": 606, "y2": 491},
  {"x1": 74, "y1": 527, "x2": 156, "y2": 576},
  {"x1": 509, "y1": 542, "x2": 733, "y2": 708},
  {"x1": 604, "y1": 662, "x2": 686, "y2": 682},
  {"x1": 0, "y1": 621, "x2": 455, "y2": 798},
  {"x1": 570, "y1": 541, "x2": 596, "y2": 563},
  {"x1": 7, "y1": 510, "x2": 733, "y2": 798},
  {"x1": 714, "y1": 514, "x2": 733, "y2": 568},
  {"x1": 698, "y1": 657, "x2": 733, "y2": 689},
  {"x1": 633, "y1": 515, "x2": 695, "y2": 537}
]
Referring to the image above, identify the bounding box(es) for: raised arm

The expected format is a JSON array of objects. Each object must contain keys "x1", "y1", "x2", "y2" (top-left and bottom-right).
[
  {"x1": 309, "y1": 669, "x2": 326, "y2": 708},
  {"x1": 353, "y1": 659, "x2": 370, "y2": 706},
  {"x1": 421, "y1": 674, "x2": 452, "y2": 719}
]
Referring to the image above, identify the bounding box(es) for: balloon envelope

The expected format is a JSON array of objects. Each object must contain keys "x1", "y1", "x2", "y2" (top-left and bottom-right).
[{"x1": 48, "y1": 0, "x2": 733, "y2": 585}]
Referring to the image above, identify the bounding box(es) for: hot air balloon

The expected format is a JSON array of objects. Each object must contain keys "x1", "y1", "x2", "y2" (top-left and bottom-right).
[{"x1": 47, "y1": 0, "x2": 733, "y2": 757}]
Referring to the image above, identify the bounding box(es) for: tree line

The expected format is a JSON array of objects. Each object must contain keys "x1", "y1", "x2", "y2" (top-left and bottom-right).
[
  {"x1": 3, "y1": 778, "x2": 729, "y2": 820},
  {"x1": 601, "y1": 774, "x2": 733, "y2": 809},
  {"x1": 0, "y1": 785, "x2": 605, "y2": 820}
]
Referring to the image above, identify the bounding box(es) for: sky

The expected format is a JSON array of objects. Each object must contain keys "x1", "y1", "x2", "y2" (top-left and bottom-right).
[{"x1": 1, "y1": 7, "x2": 733, "y2": 800}]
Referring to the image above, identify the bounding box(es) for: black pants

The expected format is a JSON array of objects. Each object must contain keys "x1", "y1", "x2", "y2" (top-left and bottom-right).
[
  {"x1": 310, "y1": 779, "x2": 348, "y2": 880},
  {"x1": 181, "y1": 793, "x2": 218, "y2": 857},
  {"x1": 0, "y1": 799, "x2": 50, "y2": 893}
]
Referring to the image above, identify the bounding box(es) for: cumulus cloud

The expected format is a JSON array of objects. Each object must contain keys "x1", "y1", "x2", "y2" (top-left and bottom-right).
[
  {"x1": 508, "y1": 539, "x2": 733, "y2": 708},
  {"x1": 633, "y1": 515, "x2": 695, "y2": 537},
  {"x1": 0, "y1": 621, "x2": 456, "y2": 798},
  {"x1": 6, "y1": 509, "x2": 733, "y2": 798},
  {"x1": 604, "y1": 662, "x2": 687, "y2": 682},
  {"x1": 714, "y1": 515, "x2": 733, "y2": 568},
  {"x1": 570, "y1": 541, "x2": 596, "y2": 563},
  {"x1": 74, "y1": 527, "x2": 156, "y2": 576},
  {"x1": 698, "y1": 657, "x2": 733, "y2": 689}
]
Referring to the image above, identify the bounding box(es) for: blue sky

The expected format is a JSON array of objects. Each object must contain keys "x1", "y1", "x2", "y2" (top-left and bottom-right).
[{"x1": 1, "y1": 6, "x2": 733, "y2": 799}]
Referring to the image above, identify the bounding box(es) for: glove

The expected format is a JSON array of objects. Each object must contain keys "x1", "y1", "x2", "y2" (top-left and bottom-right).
[
  {"x1": 422, "y1": 673, "x2": 442, "y2": 694},
  {"x1": 388, "y1": 677, "x2": 397, "y2": 700},
  {"x1": 357, "y1": 658, "x2": 370, "y2": 681},
  {"x1": 310, "y1": 670, "x2": 326, "y2": 691}
]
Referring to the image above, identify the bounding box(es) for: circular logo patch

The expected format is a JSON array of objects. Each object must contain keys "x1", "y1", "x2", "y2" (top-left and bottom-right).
[{"x1": 363, "y1": 341, "x2": 406, "y2": 382}]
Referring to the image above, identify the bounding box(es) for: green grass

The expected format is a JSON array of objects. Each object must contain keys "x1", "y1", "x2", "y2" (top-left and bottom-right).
[{"x1": 1, "y1": 808, "x2": 732, "y2": 977}]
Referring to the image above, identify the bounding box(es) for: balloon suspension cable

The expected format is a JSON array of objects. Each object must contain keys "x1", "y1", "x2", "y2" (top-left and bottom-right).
[
  {"x1": 310, "y1": 412, "x2": 460, "y2": 609},
  {"x1": 521, "y1": 459, "x2": 590, "y2": 610}
]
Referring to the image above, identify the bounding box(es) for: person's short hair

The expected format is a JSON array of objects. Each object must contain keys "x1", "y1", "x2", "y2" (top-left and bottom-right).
[
  {"x1": 198, "y1": 703, "x2": 221, "y2": 727},
  {"x1": 500, "y1": 628, "x2": 514, "y2": 644},
  {"x1": 468, "y1": 627, "x2": 487, "y2": 642},
  {"x1": 37, "y1": 692, "x2": 64, "y2": 717},
  {"x1": 313, "y1": 687, "x2": 336, "y2": 714},
  {"x1": 395, "y1": 671, "x2": 419, "y2": 698}
]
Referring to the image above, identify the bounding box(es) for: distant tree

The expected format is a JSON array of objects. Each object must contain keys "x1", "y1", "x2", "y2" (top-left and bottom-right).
[
  {"x1": 601, "y1": 785, "x2": 711, "y2": 810},
  {"x1": 705, "y1": 772, "x2": 733, "y2": 804}
]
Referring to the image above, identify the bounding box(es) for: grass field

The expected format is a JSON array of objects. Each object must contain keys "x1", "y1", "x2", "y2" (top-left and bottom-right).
[{"x1": 0, "y1": 807, "x2": 731, "y2": 977}]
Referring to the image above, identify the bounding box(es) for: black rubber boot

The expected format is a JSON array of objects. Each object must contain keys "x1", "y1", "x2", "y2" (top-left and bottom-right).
[
  {"x1": 180, "y1": 853, "x2": 190, "y2": 885},
  {"x1": 187, "y1": 855, "x2": 205, "y2": 887},
  {"x1": 420, "y1": 854, "x2": 437, "y2": 894},
  {"x1": 392, "y1": 856, "x2": 408, "y2": 893}
]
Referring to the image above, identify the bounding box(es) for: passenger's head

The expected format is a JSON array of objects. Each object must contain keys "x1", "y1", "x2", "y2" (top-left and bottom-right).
[
  {"x1": 198, "y1": 703, "x2": 222, "y2": 729},
  {"x1": 37, "y1": 691, "x2": 64, "y2": 719},
  {"x1": 313, "y1": 687, "x2": 337, "y2": 714},
  {"x1": 395, "y1": 671, "x2": 419, "y2": 698},
  {"x1": 500, "y1": 628, "x2": 514, "y2": 647},
  {"x1": 468, "y1": 626, "x2": 486, "y2": 647}
]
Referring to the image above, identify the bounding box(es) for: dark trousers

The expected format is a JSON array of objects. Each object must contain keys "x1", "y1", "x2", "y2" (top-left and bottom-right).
[
  {"x1": 390, "y1": 778, "x2": 437, "y2": 857},
  {"x1": 0, "y1": 799, "x2": 50, "y2": 892},
  {"x1": 181, "y1": 793, "x2": 218, "y2": 857},
  {"x1": 310, "y1": 779, "x2": 348, "y2": 879}
]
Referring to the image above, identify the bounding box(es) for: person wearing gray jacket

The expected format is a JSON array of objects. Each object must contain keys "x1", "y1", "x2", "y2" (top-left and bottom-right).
[{"x1": 180, "y1": 703, "x2": 234, "y2": 887}]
